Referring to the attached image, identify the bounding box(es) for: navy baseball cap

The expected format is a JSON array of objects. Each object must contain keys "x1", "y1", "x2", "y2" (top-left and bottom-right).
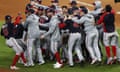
[
  {"x1": 47, "y1": 8, "x2": 55, "y2": 13},
  {"x1": 37, "y1": 0, "x2": 42, "y2": 2},
  {"x1": 105, "y1": 4, "x2": 112, "y2": 12},
  {"x1": 37, "y1": 0, "x2": 42, "y2": 4},
  {"x1": 70, "y1": 1, "x2": 77, "y2": 5},
  {"x1": 30, "y1": 0, "x2": 34, "y2": 1},
  {"x1": 80, "y1": 6, "x2": 88, "y2": 14},
  {"x1": 49, "y1": 5, "x2": 56, "y2": 10},
  {"x1": 51, "y1": 0, "x2": 59, "y2": 3},
  {"x1": 72, "y1": 7, "x2": 79, "y2": 11},
  {"x1": 28, "y1": 9, "x2": 35, "y2": 13},
  {"x1": 38, "y1": 7, "x2": 44, "y2": 11},
  {"x1": 5, "y1": 15, "x2": 12, "y2": 20}
]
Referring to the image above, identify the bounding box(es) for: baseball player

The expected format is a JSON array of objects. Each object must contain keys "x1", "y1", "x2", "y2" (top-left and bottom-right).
[
  {"x1": 97, "y1": 5, "x2": 119, "y2": 64},
  {"x1": 72, "y1": 6, "x2": 102, "y2": 64},
  {"x1": 40, "y1": 8, "x2": 63, "y2": 68},
  {"x1": 0, "y1": 15, "x2": 27, "y2": 70},
  {"x1": 59, "y1": 5, "x2": 69, "y2": 62},
  {"x1": 64, "y1": 7, "x2": 84, "y2": 66},
  {"x1": 24, "y1": 9, "x2": 45, "y2": 66},
  {"x1": 37, "y1": 7, "x2": 52, "y2": 61},
  {"x1": 90, "y1": 0, "x2": 104, "y2": 57}
]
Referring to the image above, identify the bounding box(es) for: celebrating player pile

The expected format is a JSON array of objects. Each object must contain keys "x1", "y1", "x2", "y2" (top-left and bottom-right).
[{"x1": 1, "y1": 0, "x2": 120, "y2": 70}]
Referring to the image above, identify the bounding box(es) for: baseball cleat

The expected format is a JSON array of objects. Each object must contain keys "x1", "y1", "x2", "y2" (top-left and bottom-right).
[
  {"x1": 69, "y1": 64, "x2": 74, "y2": 67},
  {"x1": 27, "y1": 63, "x2": 35, "y2": 67},
  {"x1": 98, "y1": 58, "x2": 102, "y2": 62},
  {"x1": 53, "y1": 63, "x2": 63, "y2": 69},
  {"x1": 38, "y1": 61, "x2": 45, "y2": 65},
  {"x1": 91, "y1": 58, "x2": 97, "y2": 64},
  {"x1": 24, "y1": 63, "x2": 29, "y2": 67},
  {"x1": 112, "y1": 57, "x2": 117, "y2": 64},
  {"x1": 10, "y1": 66, "x2": 20, "y2": 70},
  {"x1": 53, "y1": 62, "x2": 59, "y2": 66},
  {"x1": 107, "y1": 57, "x2": 113, "y2": 65}
]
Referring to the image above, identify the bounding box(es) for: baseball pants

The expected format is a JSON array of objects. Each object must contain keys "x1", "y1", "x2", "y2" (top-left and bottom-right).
[
  {"x1": 27, "y1": 38, "x2": 44, "y2": 65},
  {"x1": 85, "y1": 30, "x2": 101, "y2": 61},
  {"x1": 68, "y1": 33, "x2": 84, "y2": 65},
  {"x1": 103, "y1": 31, "x2": 119, "y2": 46},
  {"x1": 6, "y1": 38, "x2": 23, "y2": 55},
  {"x1": 103, "y1": 31, "x2": 119, "y2": 58},
  {"x1": 6, "y1": 37, "x2": 27, "y2": 66}
]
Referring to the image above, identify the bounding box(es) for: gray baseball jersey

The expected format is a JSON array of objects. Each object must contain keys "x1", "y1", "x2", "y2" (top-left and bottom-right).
[
  {"x1": 41, "y1": 15, "x2": 61, "y2": 41},
  {"x1": 72, "y1": 14, "x2": 96, "y2": 33},
  {"x1": 72, "y1": 14, "x2": 102, "y2": 62},
  {"x1": 24, "y1": 14, "x2": 40, "y2": 39}
]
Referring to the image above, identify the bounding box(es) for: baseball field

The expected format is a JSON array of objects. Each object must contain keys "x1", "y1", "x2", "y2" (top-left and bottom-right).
[{"x1": 0, "y1": 0, "x2": 120, "y2": 72}]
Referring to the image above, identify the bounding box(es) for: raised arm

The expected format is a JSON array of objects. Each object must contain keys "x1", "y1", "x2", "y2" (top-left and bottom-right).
[{"x1": 34, "y1": 3, "x2": 49, "y2": 10}]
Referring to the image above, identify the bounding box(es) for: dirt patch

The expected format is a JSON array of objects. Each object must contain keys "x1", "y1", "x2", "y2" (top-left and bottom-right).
[
  {"x1": 0, "y1": 0, "x2": 120, "y2": 28},
  {"x1": 0, "y1": 68, "x2": 14, "y2": 72}
]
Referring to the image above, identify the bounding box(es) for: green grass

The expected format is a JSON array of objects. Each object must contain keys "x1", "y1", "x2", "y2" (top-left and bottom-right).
[{"x1": 0, "y1": 21, "x2": 120, "y2": 72}]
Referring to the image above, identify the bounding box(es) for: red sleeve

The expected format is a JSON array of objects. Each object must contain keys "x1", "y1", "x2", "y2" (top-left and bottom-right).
[
  {"x1": 59, "y1": 23, "x2": 66, "y2": 29},
  {"x1": 97, "y1": 13, "x2": 106, "y2": 24}
]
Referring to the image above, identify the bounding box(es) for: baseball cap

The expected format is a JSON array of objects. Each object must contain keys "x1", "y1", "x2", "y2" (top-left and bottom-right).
[
  {"x1": 49, "y1": 5, "x2": 56, "y2": 10},
  {"x1": 51, "y1": 0, "x2": 59, "y2": 3},
  {"x1": 105, "y1": 4, "x2": 112, "y2": 12},
  {"x1": 37, "y1": 0, "x2": 42, "y2": 4},
  {"x1": 30, "y1": 0, "x2": 34, "y2": 1},
  {"x1": 72, "y1": 7, "x2": 79, "y2": 11},
  {"x1": 47, "y1": 8, "x2": 55, "y2": 13},
  {"x1": 79, "y1": 6, "x2": 88, "y2": 14},
  {"x1": 5, "y1": 15, "x2": 12, "y2": 20},
  {"x1": 37, "y1": 0, "x2": 42, "y2": 2},
  {"x1": 28, "y1": 9, "x2": 35, "y2": 13},
  {"x1": 70, "y1": 1, "x2": 77, "y2": 5},
  {"x1": 38, "y1": 7, "x2": 44, "y2": 11}
]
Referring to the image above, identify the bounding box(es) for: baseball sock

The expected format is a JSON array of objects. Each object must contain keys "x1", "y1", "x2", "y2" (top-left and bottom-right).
[
  {"x1": 55, "y1": 52, "x2": 62, "y2": 64},
  {"x1": 20, "y1": 52, "x2": 26, "y2": 63},
  {"x1": 105, "y1": 46, "x2": 111, "y2": 58},
  {"x1": 41, "y1": 48, "x2": 46, "y2": 54},
  {"x1": 11, "y1": 55, "x2": 20, "y2": 66},
  {"x1": 112, "y1": 46, "x2": 117, "y2": 57}
]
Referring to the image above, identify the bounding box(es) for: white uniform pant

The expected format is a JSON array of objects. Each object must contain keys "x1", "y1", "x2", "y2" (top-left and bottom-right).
[
  {"x1": 50, "y1": 40, "x2": 59, "y2": 54},
  {"x1": 103, "y1": 31, "x2": 119, "y2": 46},
  {"x1": 27, "y1": 38, "x2": 44, "y2": 64},
  {"x1": 68, "y1": 33, "x2": 84, "y2": 65},
  {"x1": 85, "y1": 30, "x2": 101, "y2": 60},
  {"x1": 6, "y1": 38, "x2": 23, "y2": 55}
]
